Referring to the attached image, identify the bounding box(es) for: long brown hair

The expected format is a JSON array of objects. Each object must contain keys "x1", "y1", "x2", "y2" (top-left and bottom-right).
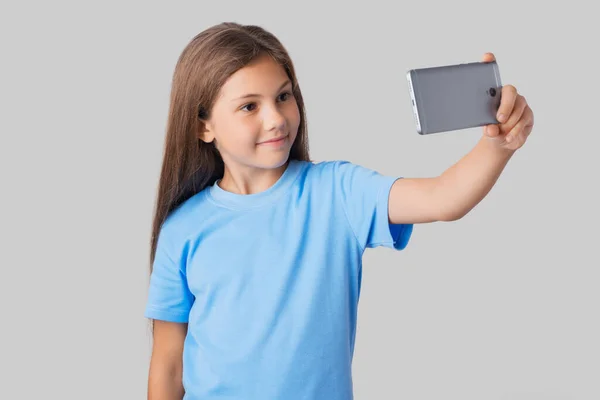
[{"x1": 149, "y1": 22, "x2": 310, "y2": 270}]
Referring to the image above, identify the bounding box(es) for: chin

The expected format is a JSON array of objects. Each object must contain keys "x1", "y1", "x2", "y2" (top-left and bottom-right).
[
  {"x1": 262, "y1": 154, "x2": 291, "y2": 169},
  {"x1": 251, "y1": 151, "x2": 291, "y2": 170}
]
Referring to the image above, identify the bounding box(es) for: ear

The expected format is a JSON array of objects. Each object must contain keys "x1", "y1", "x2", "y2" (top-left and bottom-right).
[
  {"x1": 197, "y1": 105, "x2": 215, "y2": 143},
  {"x1": 198, "y1": 122, "x2": 215, "y2": 144}
]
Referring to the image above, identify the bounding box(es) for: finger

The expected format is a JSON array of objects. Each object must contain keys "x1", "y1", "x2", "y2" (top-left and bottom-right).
[
  {"x1": 502, "y1": 95, "x2": 528, "y2": 129},
  {"x1": 496, "y1": 85, "x2": 518, "y2": 123},
  {"x1": 526, "y1": 105, "x2": 535, "y2": 128},
  {"x1": 522, "y1": 124, "x2": 534, "y2": 140},
  {"x1": 482, "y1": 52, "x2": 496, "y2": 63},
  {"x1": 523, "y1": 107, "x2": 535, "y2": 136},
  {"x1": 505, "y1": 109, "x2": 532, "y2": 144},
  {"x1": 485, "y1": 124, "x2": 500, "y2": 137}
]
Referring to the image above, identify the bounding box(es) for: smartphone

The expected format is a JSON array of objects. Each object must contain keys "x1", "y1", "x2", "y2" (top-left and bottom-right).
[{"x1": 406, "y1": 60, "x2": 503, "y2": 135}]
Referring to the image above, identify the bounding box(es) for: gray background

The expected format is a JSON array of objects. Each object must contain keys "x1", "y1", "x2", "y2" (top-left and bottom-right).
[{"x1": 1, "y1": 1, "x2": 598, "y2": 399}]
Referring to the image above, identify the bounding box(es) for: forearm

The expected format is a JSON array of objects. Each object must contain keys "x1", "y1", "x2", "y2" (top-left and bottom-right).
[
  {"x1": 148, "y1": 361, "x2": 184, "y2": 400},
  {"x1": 436, "y1": 136, "x2": 515, "y2": 220}
]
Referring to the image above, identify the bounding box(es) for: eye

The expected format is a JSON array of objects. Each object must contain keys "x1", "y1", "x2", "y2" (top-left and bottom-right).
[
  {"x1": 278, "y1": 91, "x2": 292, "y2": 102},
  {"x1": 241, "y1": 103, "x2": 257, "y2": 112},
  {"x1": 240, "y1": 91, "x2": 292, "y2": 113}
]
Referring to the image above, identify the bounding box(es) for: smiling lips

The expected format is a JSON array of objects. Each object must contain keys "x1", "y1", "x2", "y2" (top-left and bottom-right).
[{"x1": 258, "y1": 134, "x2": 288, "y2": 145}]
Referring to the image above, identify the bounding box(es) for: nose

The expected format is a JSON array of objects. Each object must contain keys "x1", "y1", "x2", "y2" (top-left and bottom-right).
[{"x1": 263, "y1": 104, "x2": 286, "y2": 132}]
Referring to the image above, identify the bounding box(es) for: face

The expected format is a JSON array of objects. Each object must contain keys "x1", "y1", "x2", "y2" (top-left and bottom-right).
[{"x1": 199, "y1": 53, "x2": 300, "y2": 176}]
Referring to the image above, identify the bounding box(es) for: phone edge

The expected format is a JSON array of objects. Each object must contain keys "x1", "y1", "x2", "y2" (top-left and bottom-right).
[{"x1": 406, "y1": 70, "x2": 424, "y2": 134}]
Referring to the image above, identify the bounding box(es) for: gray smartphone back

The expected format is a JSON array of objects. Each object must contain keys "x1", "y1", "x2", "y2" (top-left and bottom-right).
[{"x1": 407, "y1": 61, "x2": 503, "y2": 134}]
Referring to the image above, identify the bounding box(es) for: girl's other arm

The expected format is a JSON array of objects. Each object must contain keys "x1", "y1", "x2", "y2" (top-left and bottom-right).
[{"x1": 147, "y1": 320, "x2": 187, "y2": 400}]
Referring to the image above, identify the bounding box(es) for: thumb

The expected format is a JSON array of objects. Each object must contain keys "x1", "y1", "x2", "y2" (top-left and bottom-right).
[{"x1": 484, "y1": 124, "x2": 500, "y2": 137}]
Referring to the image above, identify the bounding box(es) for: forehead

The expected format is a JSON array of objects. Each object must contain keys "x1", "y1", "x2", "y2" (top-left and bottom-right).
[{"x1": 219, "y1": 55, "x2": 289, "y2": 99}]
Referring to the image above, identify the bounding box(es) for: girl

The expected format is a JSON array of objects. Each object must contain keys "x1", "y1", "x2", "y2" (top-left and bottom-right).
[{"x1": 145, "y1": 22, "x2": 534, "y2": 400}]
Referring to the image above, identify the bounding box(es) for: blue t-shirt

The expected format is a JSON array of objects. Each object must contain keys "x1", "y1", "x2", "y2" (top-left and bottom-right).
[{"x1": 144, "y1": 159, "x2": 413, "y2": 399}]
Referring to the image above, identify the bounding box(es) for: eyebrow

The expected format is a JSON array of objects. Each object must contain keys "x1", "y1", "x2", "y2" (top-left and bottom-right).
[{"x1": 231, "y1": 80, "x2": 292, "y2": 102}]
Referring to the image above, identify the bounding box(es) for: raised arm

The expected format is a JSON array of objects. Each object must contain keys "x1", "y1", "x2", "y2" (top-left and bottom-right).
[{"x1": 389, "y1": 52, "x2": 535, "y2": 225}]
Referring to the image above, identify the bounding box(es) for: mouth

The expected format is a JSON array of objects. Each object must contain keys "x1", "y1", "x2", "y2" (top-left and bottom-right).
[{"x1": 258, "y1": 134, "x2": 289, "y2": 145}]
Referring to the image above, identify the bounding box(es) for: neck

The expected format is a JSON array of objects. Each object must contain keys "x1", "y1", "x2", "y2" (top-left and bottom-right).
[{"x1": 218, "y1": 161, "x2": 289, "y2": 195}]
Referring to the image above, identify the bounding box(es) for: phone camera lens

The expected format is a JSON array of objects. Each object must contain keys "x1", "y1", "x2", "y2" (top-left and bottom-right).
[{"x1": 489, "y1": 88, "x2": 497, "y2": 97}]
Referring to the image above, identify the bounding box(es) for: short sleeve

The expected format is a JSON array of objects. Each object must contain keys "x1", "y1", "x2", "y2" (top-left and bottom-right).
[
  {"x1": 144, "y1": 227, "x2": 193, "y2": 323},
  {"x1": 335, "y1": 161, "x2": 413, "y2": 252}
]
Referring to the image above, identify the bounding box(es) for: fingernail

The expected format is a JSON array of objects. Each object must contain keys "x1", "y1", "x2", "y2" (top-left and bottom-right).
[
  {"x1": 506, "y1": 135, "x2": 512, "y2": 143},
  {"x1": 497, "y1": 114, "x2": 505, "y2": 122}
]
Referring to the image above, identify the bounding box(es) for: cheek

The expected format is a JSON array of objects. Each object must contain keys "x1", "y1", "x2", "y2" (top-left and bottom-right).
[
  {"x1": 285, "y1": 103, "x2": 301, "y2": 129},
  {"x1": 219, "y1": 119, "x2": 259, "y2": 149},
  {"x1": 238, "y1": 120, "x2": 261, "y2": 144}
]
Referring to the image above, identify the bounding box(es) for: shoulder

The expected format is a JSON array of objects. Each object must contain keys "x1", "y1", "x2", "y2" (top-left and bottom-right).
[
  {"x1": 299, "y1": 159, "x2": 356, "y2": 181},
  {"x1": 301, "y1": 159, "x2": 383, "y2": 183},
  {"x1": 295, "y1": 159, "x2": 391, "y2": 202},
  {"x1": 158, "y1": 189, "x2": 213, "y2": 247}
]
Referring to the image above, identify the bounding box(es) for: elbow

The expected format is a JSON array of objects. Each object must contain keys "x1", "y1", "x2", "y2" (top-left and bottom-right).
[
  {"x1": 439, "y1": 213, "x2": 459, "y2": 222},
  {"x1": 439, "y1": 208, "x2": 467, "y2": 222}
]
